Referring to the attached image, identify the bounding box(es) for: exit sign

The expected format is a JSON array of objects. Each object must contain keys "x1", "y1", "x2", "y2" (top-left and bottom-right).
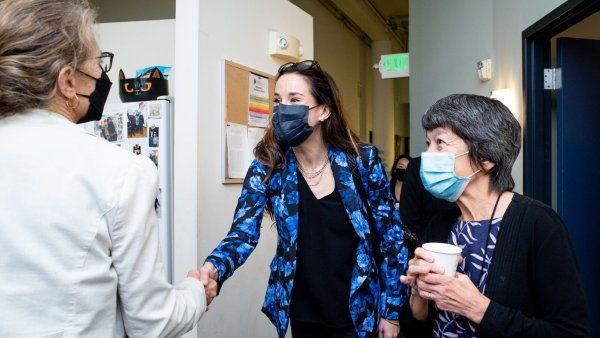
[{"x1": 377, "y1": 53, "x2": 409, "y2": 79}]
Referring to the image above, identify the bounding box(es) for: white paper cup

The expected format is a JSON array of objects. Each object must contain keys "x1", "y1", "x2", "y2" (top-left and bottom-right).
[{"x1": 422, "y1": 242, "x2": 462, "y2": 276}]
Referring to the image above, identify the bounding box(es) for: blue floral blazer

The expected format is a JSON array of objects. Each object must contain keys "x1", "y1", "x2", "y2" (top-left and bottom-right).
[{"x1": 206, "y1": 145, "x2": 408, "y2": 338}]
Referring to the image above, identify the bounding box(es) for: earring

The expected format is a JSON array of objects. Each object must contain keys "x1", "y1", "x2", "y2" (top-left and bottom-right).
[{"x1": 65, "y1": 95, "x2": 80, "y2": 111}]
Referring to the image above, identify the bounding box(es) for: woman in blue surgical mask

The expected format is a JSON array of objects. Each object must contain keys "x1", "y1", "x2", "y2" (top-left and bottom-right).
[
  {"x1": 201, "y1": 60, "x2": 408, "y2": 338},
  {"x1": 398, "y1": 94, "x2": 589, "y2": 337}
]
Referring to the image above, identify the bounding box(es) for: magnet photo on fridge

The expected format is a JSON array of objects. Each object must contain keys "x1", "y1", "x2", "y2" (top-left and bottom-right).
[
  {"x1": 149, "y1": 125, "x2": 159, "y2": 147},
  {"x1": 126, "y1": 102, "x2": 148, "y2": 138}
]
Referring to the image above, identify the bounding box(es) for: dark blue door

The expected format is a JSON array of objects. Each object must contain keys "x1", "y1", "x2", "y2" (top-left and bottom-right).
[{"x1": 557, "y1": 37, "x2": 600, "y2": 335}]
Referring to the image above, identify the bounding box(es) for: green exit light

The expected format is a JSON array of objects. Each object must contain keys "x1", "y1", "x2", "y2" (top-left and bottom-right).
[
  {"x1": 378, "y1": 53, "x2": 409, "y2": 78},
  {"x1": 384, "y1": 54, "x2": 409, "y2": 72}
]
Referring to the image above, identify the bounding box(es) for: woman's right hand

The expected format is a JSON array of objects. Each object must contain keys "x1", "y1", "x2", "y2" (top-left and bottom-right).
[
  {"x1": 198, "y1": 262, "x2": 220, "y2": 310},
  {"x1": 400, "y1": 247, "x2": 445, "y2": 320},
  {"x1": 200, "y1": 262, "x2": 219, "y2": 283},
  {"x1": 400, "y1": 247, "x2": 443, "y2": 287}
]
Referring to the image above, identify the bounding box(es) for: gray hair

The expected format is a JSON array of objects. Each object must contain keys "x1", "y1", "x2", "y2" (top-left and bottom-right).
[
  {"x1": 422, "y1": 94, "x2": 522, "y2": 192},
  {"x1": 0, "y1": 0, "x2": 98, "y2": 117}
]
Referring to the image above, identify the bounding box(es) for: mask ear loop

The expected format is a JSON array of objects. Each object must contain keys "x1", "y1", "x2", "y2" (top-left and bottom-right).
[
  {"x1": 310, "y1": 104, "x2": 327, "y2": 123},
  {"x1": 466, "y1": 169, "x2": 481, "y2": 179},
  {"x1": 455, "y1": 150, "x2": 481, "y2": 178}
]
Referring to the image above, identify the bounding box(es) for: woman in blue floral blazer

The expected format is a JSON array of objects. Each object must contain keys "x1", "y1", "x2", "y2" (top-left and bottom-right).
[{"x1": 202, "y1": 61, "x2": 408, "y2": 338}]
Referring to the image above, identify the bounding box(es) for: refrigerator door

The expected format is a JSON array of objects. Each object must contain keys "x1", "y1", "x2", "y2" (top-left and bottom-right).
[
  {"x1": 80, "y1": 98, "x2": 173, "y2": 282},
  {"x1": 155, "y1": 98, "x2": 173, "y2": 283}
]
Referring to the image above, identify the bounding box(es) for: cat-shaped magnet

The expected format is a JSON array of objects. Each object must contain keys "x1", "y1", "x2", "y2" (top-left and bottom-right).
[{"x1": 119, "y1": 68, "x2": 168, "y2": 103}]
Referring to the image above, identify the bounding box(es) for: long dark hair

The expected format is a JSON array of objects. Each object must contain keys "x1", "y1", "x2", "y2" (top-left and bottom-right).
[
  {"x1": 255, "y1": 61, "x2": 360, "y2": 218},
  {"x1": 254, "y1": 60, "x2": 360, "y2": 180}
]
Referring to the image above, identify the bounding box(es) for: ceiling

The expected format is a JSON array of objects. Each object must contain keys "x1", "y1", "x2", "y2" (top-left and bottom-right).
[
  {"x1": 371, "y1": 0, "x2": 408, "y2": 19},
  {"x1": 328, "y1": 0, "x2": 408, "y2": 48}
]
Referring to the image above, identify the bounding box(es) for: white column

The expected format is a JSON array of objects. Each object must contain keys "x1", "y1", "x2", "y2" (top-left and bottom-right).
[
  {"x1": 174, "y1": 1, "x2": 199, "y2": 337},
  {"x1": 371, "y1": 40, "x2": 395, "y2": 172}
]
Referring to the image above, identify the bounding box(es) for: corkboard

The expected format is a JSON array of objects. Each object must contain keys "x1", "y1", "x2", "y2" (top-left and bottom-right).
[{"x1": 223, "y1": 60, "x2": 276, "y2": 184}]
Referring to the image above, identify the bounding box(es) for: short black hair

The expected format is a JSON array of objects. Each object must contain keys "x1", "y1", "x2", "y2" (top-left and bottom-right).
[
  {"x1": 422, "y1": 94, "x2": 521, "y2": 192},
  {"x1": 392, "y1": 154, "x2": 411, "y2": 170}
]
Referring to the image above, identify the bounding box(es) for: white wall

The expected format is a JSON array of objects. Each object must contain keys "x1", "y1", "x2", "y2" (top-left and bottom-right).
[
  {"x1": 195, "y1": 1, "x2": 313, "y2": 337},
  {"x1": 409, "y1": 0, "x2": 494, "y2": 157},
  {"x1": 94, "y1": 20, "x2": 175, "y2": 105},
  {"x1": 174, "y1": 2, "x2": 201, "y2": 338},
  {"x1": 410, "y1": 0, "x2": 567, "y2": 193}
]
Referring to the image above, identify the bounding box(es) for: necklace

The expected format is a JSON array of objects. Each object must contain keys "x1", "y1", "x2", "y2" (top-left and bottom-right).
[
  {"x1": 303, "y1": 161, "x2": 329, "y2": 186},
  {"x1": 297, "y1": 156, "x2": 329, "y2": 179}
]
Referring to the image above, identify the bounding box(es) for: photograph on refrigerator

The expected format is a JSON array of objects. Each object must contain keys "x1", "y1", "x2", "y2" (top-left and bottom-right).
[{"x1": 126, "y1": 102, "x2": 148, "y2": 138}]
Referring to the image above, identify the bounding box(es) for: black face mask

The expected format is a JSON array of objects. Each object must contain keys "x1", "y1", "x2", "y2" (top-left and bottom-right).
[
  {"x1": 76, "y1": 70, "x2": 112, "y2": 124},
  {"x1": 392, "y1": 168, "x2": 406, "y2": 182},
  {"x1": 272, "y1": 104, "x2": 318, "y2": 147}
]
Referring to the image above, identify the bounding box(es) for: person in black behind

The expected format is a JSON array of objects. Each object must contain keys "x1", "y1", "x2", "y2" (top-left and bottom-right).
[
  {"x1": 399, "y1": 156, "x2": 454, "y2": 252},
  {"x1": 390, "y1": 154, "x2": 411, "y2": 207}
]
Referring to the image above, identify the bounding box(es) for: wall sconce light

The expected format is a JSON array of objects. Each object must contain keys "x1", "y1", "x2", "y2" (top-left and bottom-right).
[
  {"x1": 477, "y1": 58, "x2": 492, "y2": 82},
  {"x1": 269, "y1": 31, "x2": 303, "y2": 62}
]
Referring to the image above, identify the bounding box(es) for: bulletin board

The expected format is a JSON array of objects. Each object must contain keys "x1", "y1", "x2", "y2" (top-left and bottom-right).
[{"x1": 223, "y1": 60, "x2": 276, "y2": 184}]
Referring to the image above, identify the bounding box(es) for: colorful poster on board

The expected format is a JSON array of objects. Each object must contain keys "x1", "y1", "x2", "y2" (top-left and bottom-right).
[{"x1": 248, "y1": 73, "x2": 270, "y2": 127}]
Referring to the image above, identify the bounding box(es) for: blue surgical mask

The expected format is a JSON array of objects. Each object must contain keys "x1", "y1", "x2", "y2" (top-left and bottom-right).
[
  {"x1": 420, "y1": 151, "x2": 480, "y2": 202},
  {"x1": 272, "y1": 104, "x2": 318, "y2": 147}
]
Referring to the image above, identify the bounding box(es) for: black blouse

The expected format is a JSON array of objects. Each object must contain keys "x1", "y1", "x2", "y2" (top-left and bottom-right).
[{"x1": 290, "y1": 172, "x2": 359, "y2": 328}]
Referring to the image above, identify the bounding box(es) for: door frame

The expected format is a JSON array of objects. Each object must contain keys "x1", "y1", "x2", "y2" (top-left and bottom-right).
[{"x1": 522, "y1": 0, "x2": 600, "y2": 203}]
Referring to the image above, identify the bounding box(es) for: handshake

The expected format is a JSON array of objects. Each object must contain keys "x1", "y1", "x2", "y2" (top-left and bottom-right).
[{"x1": 187, "y1": 262, "x2": 219, "y2": 309}]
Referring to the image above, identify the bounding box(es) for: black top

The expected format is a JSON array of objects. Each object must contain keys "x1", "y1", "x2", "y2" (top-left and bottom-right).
[
  {"x1": 399, "y1": 156, "x2": 455, "y2": 245},
  {"x1": 399, "y1": 193, "x2": 591, "y2": 338},
  {"x1": 290, "y1": 172, "x2": 359, "y2": 328}
]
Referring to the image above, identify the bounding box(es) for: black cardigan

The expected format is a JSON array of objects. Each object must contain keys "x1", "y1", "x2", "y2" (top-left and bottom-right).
[{"x1": 399, "y1": 193, "x2": 590, "y2": 337}]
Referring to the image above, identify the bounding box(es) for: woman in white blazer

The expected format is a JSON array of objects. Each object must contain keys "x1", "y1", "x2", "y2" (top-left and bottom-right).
[{"x1": 0, "y1": 0, "x2": 216, "y2": 337}]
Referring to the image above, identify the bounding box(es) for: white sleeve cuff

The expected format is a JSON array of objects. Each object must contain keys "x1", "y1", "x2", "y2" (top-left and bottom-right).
[{"x1": 176, "y1": 277, "x2": 207, "y2": 325}]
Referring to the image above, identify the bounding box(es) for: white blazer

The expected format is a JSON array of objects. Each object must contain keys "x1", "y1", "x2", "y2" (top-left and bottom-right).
[{"x1": 0, "y1": 109, "x2": 205, "y2": 337}]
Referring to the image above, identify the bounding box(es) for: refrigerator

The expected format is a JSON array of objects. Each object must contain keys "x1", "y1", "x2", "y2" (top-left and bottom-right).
[{"x1": 81, "y1": 97, "x2": 174, "y2": 282}]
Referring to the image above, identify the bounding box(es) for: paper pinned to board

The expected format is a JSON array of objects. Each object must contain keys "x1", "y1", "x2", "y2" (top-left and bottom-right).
[
  {"x1": 247, "y1": 127, "x2": 266, "y2": 161},
  {"x1": 226, "y1": 122, "x2": 251, "y2": 179}
]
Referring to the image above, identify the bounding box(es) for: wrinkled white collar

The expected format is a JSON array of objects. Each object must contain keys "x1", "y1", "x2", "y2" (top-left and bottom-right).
[{"x1": 4, "y1": 108, "x2": 95, "y2": 136}]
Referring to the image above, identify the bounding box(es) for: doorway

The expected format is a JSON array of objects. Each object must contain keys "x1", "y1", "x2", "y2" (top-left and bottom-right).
[{"x1": 523, "y1": 0, "x2": 600, "y2": 335}]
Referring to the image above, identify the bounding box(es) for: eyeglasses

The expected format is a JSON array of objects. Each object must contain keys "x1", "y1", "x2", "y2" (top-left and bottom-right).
[
  {"x1": 96, "y1": 52, "x2": 114, "y2": 72},
  {"x1": 277, "y1": 60, "x2": 321, "y2": 75}
]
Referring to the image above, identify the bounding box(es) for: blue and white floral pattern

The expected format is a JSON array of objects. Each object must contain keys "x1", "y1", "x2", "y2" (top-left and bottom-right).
[
  {"x1": 433, "y1": 217, "x2": 502, "y2": 338},
  {"x1": 205, "y1": 145, "x2": 408, "y2": 338}
]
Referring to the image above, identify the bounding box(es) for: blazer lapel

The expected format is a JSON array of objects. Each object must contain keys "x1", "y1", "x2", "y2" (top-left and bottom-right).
[
  {"x1": 330, "y1": 148, "x2": 374, "y2": 299},
  {"x1": 329, "y1": 148, "x2": 369, "y2": 240},
  {"x1": 279, "y1": 147, "x2": 300, "y2": 246}
]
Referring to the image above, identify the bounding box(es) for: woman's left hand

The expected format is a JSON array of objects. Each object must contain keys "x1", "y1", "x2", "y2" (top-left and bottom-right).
[
  {"x1": 378, "y1": 318, "x2": 400, "y2": 338},
  {"x1": 416, "y1": 272, "x2": 491, "y2": 324}
]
